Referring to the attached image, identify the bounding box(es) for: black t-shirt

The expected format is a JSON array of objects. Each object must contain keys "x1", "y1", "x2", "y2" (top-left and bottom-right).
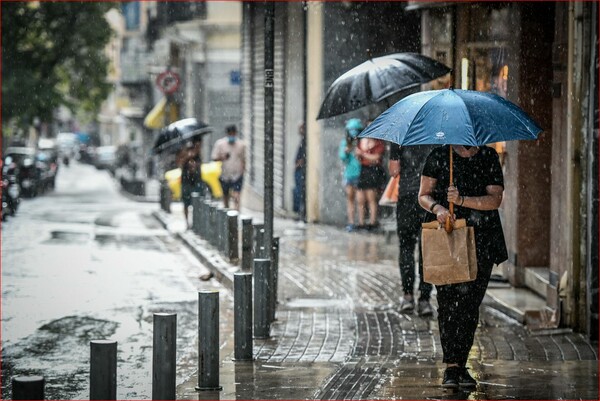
[
  {"x1": 389, "y1": 144, "x2": 437, "y2": 197},
  {"x1": 422, "y1": 145, "x2": 504, "y2": 230},
  {"x1": 422, "y1": 145, "x2": 508, "y2": 264}
]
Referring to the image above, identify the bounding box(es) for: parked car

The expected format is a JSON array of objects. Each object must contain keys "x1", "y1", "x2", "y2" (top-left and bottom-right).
[
  {"x1": 94, "y1": 146, "x2": 117, "y2": 173},
  {"x1": 4, "y1": 147, "x2": 42, "y2": 197},
  {"x1": 165, "y1": 160, "x2": 223, "y2": 201}
]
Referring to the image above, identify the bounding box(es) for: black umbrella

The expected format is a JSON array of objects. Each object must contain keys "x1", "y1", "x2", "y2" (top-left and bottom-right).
[
  {"x1": 152, "y1": 118, "x2": 213, "y2": 155},
  {"x1": 317, "y1": 52, "x2": 451, "y2": 119}
]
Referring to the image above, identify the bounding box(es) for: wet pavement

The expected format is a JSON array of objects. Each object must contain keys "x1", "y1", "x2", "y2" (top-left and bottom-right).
[
  {"x1": 156, "y1": 205, "x2": 599, "y2": 400},
  {"x1": 1, "y1": 162, "x2": 223, "y2": 399},
  {"x1": 2, "y1": 160, "x2": 597, "y2": 400}
]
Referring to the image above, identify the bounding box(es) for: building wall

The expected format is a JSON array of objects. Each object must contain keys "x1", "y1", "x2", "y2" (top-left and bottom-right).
[{"x1": 316, "y1": 2, "x2": 421, "y2": 225}]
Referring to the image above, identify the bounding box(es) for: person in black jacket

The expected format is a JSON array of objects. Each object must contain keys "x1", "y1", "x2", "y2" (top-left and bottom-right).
[
  {"x1": 177, "y1": 139, "x2": 204, "y2": 229},
  {"x1": 389, "y1": 143, "x2": 436, "y2": 316}
]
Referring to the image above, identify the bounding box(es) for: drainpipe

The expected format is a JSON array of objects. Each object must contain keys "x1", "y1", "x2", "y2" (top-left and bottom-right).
[
  {"x1": 566, "y1": 1, "x2": 579, "y2": 329},
  {"x1": 305, "y1": 2, "x2": 323, "y2": 223}
]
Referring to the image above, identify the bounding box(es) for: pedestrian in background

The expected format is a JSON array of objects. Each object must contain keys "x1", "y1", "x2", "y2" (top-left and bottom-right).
[
  {"x1": 389, "y1": 143, "x2": 436, "y2": 316},
  {"x1": 177, "y1": 138, "x2": 203, "y2": 229},
  {"x1": 339, "y1": 118, "x2": 362, "y2": 232},
  {"x1": 211, "y1": 125, "x2": 246, "y2": 211},
  {"x1": 355, "y1": 123, "x2": 386, "y2": 231},
  {"x1": 293, "y1": 122, "x2": 306, "y2": 221},
  {"x1": 418, "y1": 144, "x2": 507, "y2": 389}
]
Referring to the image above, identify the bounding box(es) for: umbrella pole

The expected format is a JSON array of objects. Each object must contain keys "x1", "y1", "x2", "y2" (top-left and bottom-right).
[{"x1": 445, "y1": 146, "x2": 454, "y2": 233}]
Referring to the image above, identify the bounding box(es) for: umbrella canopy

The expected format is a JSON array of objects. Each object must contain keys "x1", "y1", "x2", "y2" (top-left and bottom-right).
[
  {"x1": 358, "y1": 89, "x2": 543, "y2": 146},
  {"x1": 359, "y1": 88, "x2": 543, "y2": 233},
  {"x1": 152, "y1": 118, "x2": 212, "y2": 155},
  {"x1": 317, "y1": 53, "x2": 451, "y2": 120}
]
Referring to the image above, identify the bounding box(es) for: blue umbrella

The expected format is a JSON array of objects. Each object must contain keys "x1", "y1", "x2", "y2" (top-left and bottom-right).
[
  {"x1": 359, "y1": 88, "x2": 543, "y2": 232},
  {"x1": 358, "y1": 89, "x2": 542, "y2": 146}
]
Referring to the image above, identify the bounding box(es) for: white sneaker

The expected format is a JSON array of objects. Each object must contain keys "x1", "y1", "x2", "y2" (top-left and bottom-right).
[
  {"x1": 399, "y1": 297, "x2": 415, "y2": 313},
  {"x1": 417, "y1": 300, "x2": 434, "y2": 317}
]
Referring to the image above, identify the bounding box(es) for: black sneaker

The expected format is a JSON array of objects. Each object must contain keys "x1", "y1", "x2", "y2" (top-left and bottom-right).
[
  {"x1": 458, "y1": 367, "x2": 477, "y2": 388},
  {"x1": 442, "y1": 366, "x2": 460, "y2": 389}
]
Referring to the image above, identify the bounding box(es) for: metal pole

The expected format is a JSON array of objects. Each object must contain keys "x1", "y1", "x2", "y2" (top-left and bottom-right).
[
  {"x1": 152, "y1": 313, "x2": 177, "y2": 400},
  {"x1": 90, "y1": 340, "x2": 117, "y2": 400},
  {"x1": 241, "y1": 218, "x2": 253, "y2": 271},
  {"x1": 270, "y1": 237, "x2": 280, "y2": 322},
  {"x1": 254, "y1": 223, "x2": 266, "y2": 259},
  {"x1": 12, "y1": 376, "x2": 44, "y2": 400},
  {"x1": 233, "y1": 272, "x2": 253, "y2": 361},
  {"x1": 227, "y1": 210, "x2": 239, "y2": 262},
  {"x1": 196, "y1": 290, "x2": 222, "y2": 391},
  {"x1": 264, "y1": 1, "x2": 275, "y2": 261},
  {"x1": 191, "y1": 193, "x2": 201, "y2": 234},
  {"x1": 253, "y1": 258, "x2": 271, "y2": 339}
]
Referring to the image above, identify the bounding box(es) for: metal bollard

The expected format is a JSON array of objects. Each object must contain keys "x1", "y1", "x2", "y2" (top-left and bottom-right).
[
  {"x1": 233, "y1": 272, "x2": 253, "y2": 361},
  {"x1": 152, "y1": 313, "x2": 177, "y2": 400},
  {"x1": 160, "y1": 181, "x2": 172, "y2": 213},
  {"x1": 241, "y1": 218, "x2": 253, "y2": 271},
  {"x1": 90, "y1": 340, "x2": 117, "y2": 400},
  {"x1": 227, "y1": 211, "x2": 239, "y2": 262},
  {"x1": 270, "y1": 237, "x2": 280, "y2": 322},
  {"x1": 202, "y1": 200, "x2": 210, "y2": 239},
  {"x1": 253, "y1": 224, "x2": 266, "y2": 259},
  {"x1": 207, "y1": 203, "x2": 218, "y2": 247},
  {"x1": 253, "y1": 259, "x2": 271, "y2": 339},
  {"x1": 218, "y1": 208, "x2": 228, "y2": 252},
  {"x1": 191, "y1": 193, "x2": 201, "y2": 234},
  {"x1": 200, "y1": 200, "x2": 209, "y2": 239},
  {"x1": 196, "y1": 290, "x2": 222, "y2": 391},
  {"x1": 12, "y1": 376, "x2": 44, "y2": 400}
]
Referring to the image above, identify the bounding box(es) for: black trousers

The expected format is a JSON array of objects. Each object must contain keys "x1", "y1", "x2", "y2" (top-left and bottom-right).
[
  {"x1": 436, "y1": 256, "x2": 494, "y2": 366},
  {"x1": 396, "y1": 195, "x2": 432, "y2": 301}
]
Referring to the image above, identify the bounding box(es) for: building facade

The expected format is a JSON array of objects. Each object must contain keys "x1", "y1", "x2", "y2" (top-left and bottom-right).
[
  {"x1": 241, "y1": 1, "x2": 598, "y2": 338},
  {"x1": 414, "y1": 1, "x2": 598, "y2": 339}
]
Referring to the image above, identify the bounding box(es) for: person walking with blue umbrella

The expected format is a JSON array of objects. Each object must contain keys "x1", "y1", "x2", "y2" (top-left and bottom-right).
[
  {"x1": 359, "y1": 88, "x2": 542, "y2": 389},
  {"x1": 419, "y1": 144, "x2": 507, "y2": 388}
]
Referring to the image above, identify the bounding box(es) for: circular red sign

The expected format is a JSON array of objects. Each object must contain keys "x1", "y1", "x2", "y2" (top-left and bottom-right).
[{"x1": 155, "y1": 71, "x2": 181, "y2": 94}]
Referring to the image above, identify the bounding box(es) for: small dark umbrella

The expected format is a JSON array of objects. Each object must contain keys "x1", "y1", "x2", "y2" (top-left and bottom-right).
[
  {"x1": 317, "y1": 52, "x2": 451, "y2": 119},
  {"x1": 152, "y1": 118, "x2": 212, "y2": 155}
]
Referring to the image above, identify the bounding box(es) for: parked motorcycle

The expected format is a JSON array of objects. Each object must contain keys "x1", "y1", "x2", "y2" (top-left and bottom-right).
[{"x1": 2, "y1": 156, "x2": 21, "y2": 215}]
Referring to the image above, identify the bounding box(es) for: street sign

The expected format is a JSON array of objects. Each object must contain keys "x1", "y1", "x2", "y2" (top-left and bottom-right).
[{"x1": 156, "y1": 70, "x2": 181, "y2": 94}]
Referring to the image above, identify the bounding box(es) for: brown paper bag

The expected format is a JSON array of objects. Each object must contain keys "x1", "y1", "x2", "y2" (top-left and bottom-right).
[{"x1": 421, "y1": 219, "x2": 478, "y2": 285}]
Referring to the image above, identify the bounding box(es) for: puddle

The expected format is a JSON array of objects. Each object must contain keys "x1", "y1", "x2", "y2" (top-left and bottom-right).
[
  {"x1": 94, "y1": 234, "x2": 158, "y2": 250},
  {"x1": 285, "y1": 298, "x2": 351, "y2": 309},
  {"x1": 44, "y1": 230, "x2": 91, "y2": 244}
]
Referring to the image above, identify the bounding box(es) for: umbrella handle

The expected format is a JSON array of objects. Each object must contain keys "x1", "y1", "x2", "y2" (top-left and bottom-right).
[{"x1": 445, "y1": 146, "x2": 454, "y2": 233}]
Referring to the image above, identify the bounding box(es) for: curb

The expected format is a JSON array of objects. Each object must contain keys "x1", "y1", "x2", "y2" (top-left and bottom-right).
[{"x1": 152, "y1": 210, "x2": 237, "y2": 290}]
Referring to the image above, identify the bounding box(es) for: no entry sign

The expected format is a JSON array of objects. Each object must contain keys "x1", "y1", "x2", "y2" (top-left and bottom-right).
[{"x1": 155, "y1": 70, "x2": 181, "y2": 94}]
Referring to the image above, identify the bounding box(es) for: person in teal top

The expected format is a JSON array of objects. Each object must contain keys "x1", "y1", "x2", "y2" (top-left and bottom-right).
[{"x1": 339, "y1": 118, "x2": 363, "y2": 231}]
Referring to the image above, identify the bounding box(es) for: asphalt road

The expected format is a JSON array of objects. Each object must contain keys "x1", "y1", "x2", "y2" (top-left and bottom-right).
[{"x1": 1, "y1": 161, "x2": 221, "y2": 399}]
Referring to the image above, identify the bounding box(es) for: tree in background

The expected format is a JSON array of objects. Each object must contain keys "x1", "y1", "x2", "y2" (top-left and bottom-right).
[{"x1": 2, "y1": 1, "x2": 115, "y2": 130}]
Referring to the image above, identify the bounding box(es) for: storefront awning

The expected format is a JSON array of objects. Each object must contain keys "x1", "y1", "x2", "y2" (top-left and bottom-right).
[{"x1": 143, "y1": 98, "x2": 179, "y2": 129}]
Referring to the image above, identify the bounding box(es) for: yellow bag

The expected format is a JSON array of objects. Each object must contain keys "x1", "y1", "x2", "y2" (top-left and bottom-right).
[{"x1": 421, "y1": 219, "x2": 478, "y2": 285}]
